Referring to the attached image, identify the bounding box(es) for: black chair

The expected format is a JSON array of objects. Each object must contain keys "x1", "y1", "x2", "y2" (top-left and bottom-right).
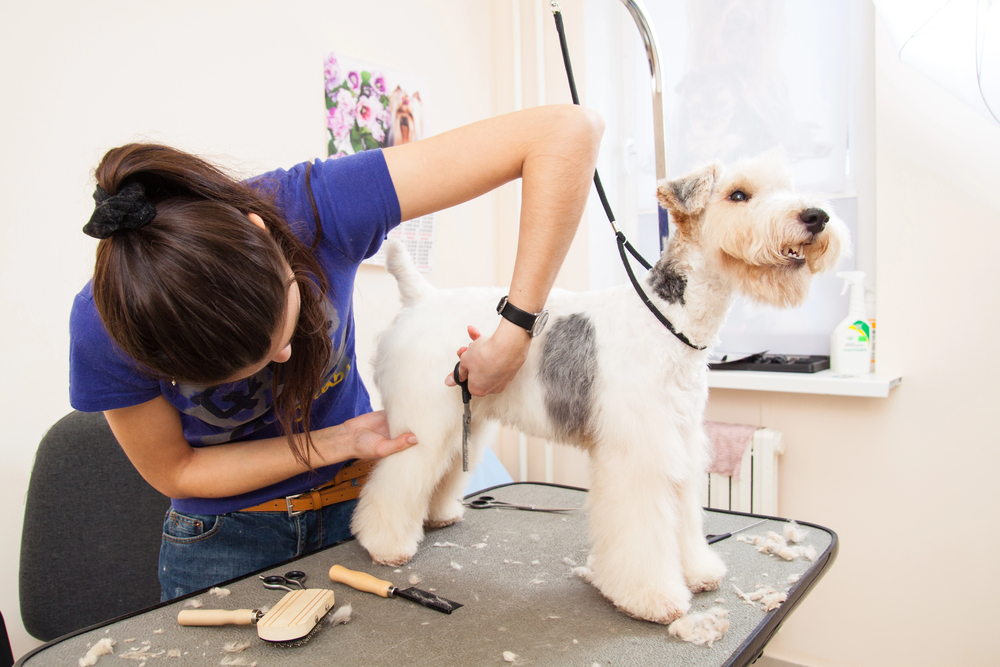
[{"x1": 19, "y1": 411, "x2": 171, "y2": 641}]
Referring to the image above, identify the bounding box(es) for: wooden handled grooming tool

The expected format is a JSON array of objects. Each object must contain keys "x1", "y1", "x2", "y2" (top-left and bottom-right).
[
  {"x1": 178, "y1": 588, "x2": 335, "y2": 643},
  {"x1": 329, "y1": 564, "x2": 462, "y2": 614}
]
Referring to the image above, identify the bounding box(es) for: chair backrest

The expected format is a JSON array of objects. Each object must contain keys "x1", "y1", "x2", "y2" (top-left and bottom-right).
[{"x1": 19, "y1": 411, "x2": 171, "y2": 641}]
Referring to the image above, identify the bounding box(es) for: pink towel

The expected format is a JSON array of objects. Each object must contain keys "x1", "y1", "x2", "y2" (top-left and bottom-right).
[{"x1": 705, "y1": 421, "x2": 758, "y2": 481}]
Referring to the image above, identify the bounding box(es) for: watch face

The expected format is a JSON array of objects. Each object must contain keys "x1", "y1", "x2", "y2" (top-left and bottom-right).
[{"x1": 530, "y1": 310, "x2": 549, "y2": 337}]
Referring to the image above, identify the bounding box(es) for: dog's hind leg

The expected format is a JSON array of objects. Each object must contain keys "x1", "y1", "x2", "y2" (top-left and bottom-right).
[
  {"x1": 585, "y1": 436, "x2": 693, "y2": 624},
  {"x1": 425, "y1": 420, "x2": 499, "y2": 529},
  {"x1": 351, "y1": 420, "x2": 460, "y2": 566}
]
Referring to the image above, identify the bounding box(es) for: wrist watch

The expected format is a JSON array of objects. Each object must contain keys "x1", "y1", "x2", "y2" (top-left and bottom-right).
[{"x1": 496, "y1": 296, "x2": 549, "y2": 338}]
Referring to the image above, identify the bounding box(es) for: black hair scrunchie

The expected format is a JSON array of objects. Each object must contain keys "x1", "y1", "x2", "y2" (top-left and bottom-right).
[{"x1": 82, "y1": 181, "x2": 157, "y2": 239}]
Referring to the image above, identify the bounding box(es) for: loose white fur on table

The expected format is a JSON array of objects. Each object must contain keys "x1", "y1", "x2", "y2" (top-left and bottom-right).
[
  {"x1": 78, "y1": 637, "x2": 115, "y2": 666},
  {"x1": 353, "y1": 151, "x2": 847, "y2": 624},
  {"x1": 328, "y1": 603, "x2": 353, "y2": 626},
  {"x1": 667, "y1": 607, "x2": 731, "y2": 647}
]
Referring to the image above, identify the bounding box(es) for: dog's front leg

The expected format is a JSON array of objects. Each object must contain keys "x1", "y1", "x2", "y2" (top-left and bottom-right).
[
  {"x1": 677, "y1": 471, "x2": 727, "y2": 592},
  {"x1": 585, "y1": 439, "x2": 693, "y2": 624},
  {"x1": 351, "y1": 422, "x2": 461, "y2": 566}
]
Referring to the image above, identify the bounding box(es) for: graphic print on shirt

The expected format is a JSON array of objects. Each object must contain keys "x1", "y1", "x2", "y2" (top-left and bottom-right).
[{"x1": 171, "y1": 300, "x2": 348, "y2": 445}]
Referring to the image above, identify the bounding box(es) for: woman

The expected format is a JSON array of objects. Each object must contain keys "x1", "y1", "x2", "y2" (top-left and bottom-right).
[{"x1": 69, "y1": 105, "x2": 603, "y2": 599}]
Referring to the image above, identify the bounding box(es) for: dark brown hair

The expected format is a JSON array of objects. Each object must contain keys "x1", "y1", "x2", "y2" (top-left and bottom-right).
[{"x1": 92, "y1": 143, "x2": 332, "y2": 468}]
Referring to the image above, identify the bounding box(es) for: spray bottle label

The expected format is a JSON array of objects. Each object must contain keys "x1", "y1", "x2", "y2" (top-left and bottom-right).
[{"x1": 846, "y1": 320, "x2": 870, "y2": 349}]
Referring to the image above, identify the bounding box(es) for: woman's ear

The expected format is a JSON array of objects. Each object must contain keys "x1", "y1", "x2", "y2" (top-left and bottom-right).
[{"x1": 248, "y1": 212, "x2": 266, "y2": 230}]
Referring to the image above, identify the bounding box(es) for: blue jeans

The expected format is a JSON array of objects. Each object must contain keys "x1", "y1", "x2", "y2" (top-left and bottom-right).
[{"x1": 158, "y1": 499, "x2": 358, "y2": 601}]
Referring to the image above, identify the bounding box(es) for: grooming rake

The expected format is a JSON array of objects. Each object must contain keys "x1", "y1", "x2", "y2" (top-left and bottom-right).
[{"x1": 177, "y1": 588, "x2": 335, "y2": 645}]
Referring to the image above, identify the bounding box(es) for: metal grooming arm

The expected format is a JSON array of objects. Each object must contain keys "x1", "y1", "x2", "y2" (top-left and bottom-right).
[{"x1": 615, "y1": 0, "x2": 671, "y2": 247}]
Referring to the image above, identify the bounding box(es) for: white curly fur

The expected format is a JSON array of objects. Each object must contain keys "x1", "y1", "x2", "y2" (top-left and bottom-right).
[{"x1": 352, "y1": 151, "x2": 848, "y2": 624}]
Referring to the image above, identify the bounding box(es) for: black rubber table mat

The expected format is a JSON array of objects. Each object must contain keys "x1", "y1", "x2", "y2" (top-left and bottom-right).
[{"x1": 18, "y1": 483, "x2": 835, "y2": 667}]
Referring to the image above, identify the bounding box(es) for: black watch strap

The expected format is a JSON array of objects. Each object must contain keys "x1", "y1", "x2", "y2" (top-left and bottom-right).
[{"x1": 496, "y1": 296, "x2": 548, "y2": 337}]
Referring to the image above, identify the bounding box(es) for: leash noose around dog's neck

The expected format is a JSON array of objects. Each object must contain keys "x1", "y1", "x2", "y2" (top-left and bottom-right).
[{"x1": 551, "y1": 3, "x2": 705, "y2": 351}]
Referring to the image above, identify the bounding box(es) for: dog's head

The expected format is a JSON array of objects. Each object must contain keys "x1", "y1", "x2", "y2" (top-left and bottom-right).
[
  {"x1": 656, "y1": 150, "x2": 849, "y2": 307},
  {"x1": 388, "y1": 86, "x2": 422, "y2": 146}
]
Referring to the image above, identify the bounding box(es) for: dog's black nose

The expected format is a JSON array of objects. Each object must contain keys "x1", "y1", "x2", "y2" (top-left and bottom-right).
[{"x1": 799, "y1": 208, "x2": 829, "y2": 234}]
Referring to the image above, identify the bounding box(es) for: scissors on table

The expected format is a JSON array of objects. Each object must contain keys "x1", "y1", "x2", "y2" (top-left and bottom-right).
[
  {"x1": 259, "y1": 570, "x2": 307, "y2": 591},
  {"x1": 463, "y1": 495, "x2": 576, "y2": 513}
]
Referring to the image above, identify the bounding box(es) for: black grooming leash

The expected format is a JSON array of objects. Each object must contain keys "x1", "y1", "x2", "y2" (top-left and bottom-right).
[{"x1": 550, "y1": 2, "x2": 705, "y2": 352}]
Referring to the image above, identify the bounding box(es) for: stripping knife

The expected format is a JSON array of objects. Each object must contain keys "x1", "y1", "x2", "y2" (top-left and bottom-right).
[
  {"x1": 329, "y1": 564, "x2": 463, "y2": 614},
  {"x1": 453, "y1": 362, "x2": 471, "y2": 472}
]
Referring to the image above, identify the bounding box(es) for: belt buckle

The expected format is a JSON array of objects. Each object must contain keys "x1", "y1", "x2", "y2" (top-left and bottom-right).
[{"x1": 285, "y1": 492, "x2": 307, "y2": 517}]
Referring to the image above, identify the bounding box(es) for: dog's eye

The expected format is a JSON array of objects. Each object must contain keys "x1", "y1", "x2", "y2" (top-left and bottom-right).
[{"x1": 729, "y1": 190, "x2": 749, "y2": 203}]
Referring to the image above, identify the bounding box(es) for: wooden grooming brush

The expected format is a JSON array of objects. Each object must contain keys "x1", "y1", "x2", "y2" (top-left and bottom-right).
[{"x1": 178, "y1": 589, "x2": 335, "y2": 644}]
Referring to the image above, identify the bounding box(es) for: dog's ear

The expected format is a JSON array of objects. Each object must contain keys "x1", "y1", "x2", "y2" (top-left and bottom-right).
[{"x1": 656, "y1": 162, "x2": 720, "y2": 221}]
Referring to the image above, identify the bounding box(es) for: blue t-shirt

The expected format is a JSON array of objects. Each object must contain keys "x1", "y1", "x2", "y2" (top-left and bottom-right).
[{"x1": 69, "y1": 149, "x2": 401, "y2": 514}]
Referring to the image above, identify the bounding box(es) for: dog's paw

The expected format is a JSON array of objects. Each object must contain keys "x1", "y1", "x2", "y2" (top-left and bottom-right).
[
  {"x1": 357, "y1": 535, "x2": 419, "y2": 567},
  {"x1": 684, "y1": 550, "x2": 727, "y2": 593},
  {"x1": 590, "y1": 563, "x2": 692, "y2": 625},
  {"x1": 425, "y1": 497, "x2": 465, "y2": 529},
  {"x1": 424, "y1": 515, "x2": 463, "y2": 529},
  {"x1": 368, "y1": 550, "x2": 415, "y2": 567},
  {"x1": 612, "y1": 592, "x2": 691, "y2": 625}
]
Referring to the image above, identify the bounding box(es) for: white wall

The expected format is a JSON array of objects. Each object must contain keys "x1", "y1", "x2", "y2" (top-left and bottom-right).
[
  {"x1": 704, "y1": 15, "x2": 1000, "y2": 667},
  {"x1": 0, "y1": 1, "x2": 499, "y2": 659}
]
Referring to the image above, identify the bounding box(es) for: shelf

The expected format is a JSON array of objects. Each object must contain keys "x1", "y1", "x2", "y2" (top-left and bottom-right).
[{"x1": 707, "y1": 369, "x2": 902, "y2": 397}]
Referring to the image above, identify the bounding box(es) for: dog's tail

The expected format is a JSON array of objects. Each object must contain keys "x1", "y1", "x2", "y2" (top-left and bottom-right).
[{"x1": 383, "y1": 237, "x2": 432, "y2": 307}]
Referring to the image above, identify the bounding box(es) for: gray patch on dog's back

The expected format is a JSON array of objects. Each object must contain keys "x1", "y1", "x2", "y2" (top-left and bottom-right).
[
  {"x1": 650, "y1": 258, "x2": 687, "y2": 304},
  {"x1": 539, "y1": 314, "x2": 598, "y2": 438}
]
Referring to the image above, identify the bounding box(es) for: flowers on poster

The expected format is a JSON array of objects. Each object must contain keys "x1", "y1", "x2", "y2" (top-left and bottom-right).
[{"x1": 324, "y1": 53, "x2": 425, "y2": 157}]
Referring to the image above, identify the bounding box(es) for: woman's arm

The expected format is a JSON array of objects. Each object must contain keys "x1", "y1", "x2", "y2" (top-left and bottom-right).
[
  {"x1": 104, "y1": 396, "x2": 416, "y2": 499},
  {"x1": 382, "y1": 104, "x2": 604, "y2": 396}
]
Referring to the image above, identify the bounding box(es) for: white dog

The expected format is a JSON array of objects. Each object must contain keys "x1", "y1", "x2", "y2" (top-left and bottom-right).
[{"x1": 352, "y1": 151, "x2": 847, "y2": 624}]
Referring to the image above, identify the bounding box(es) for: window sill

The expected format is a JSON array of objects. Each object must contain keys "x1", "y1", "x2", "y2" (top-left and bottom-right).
[{"x1": 707, "y1": 369, "x2": 902, "y2": 397}]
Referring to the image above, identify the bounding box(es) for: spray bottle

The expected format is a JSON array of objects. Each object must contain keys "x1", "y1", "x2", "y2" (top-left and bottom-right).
[{"x1": 830, "y1": 271, "x2": 871, "y2": 376}]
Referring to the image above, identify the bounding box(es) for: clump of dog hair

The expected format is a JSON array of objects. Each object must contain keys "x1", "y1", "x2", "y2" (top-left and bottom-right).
[
  {"x1": 739, "y1": 532, "x2": 816, "y2": 561},
  {"x1": 219, "y1": 657, "x2": 256, "y2": 667},
  {"x1": 432, "y1": 542, "x2": 462, "y2": 548},
  {"x1": 328, "y1": 603, "x2": 353, "y2": 625},
  {"x1": 667, "y1": 607, "x2": 730, "y2": 647},
  {"x1": 571, "y1": 566, "x2": 593, "y2": 581},
  {"x1": 167, "y1": 649, "x2": 182, "y2": 658},
  {"x1": 408, "y1": 573, "x2": 422, "y2": 585},
  {"x1": 79, "y1": 637, "x2": 115, "y2": 666},
  {"x1": 502, "y1": 650, "x2": 519, "y2": 663},
  {"x1": 784, "y1": 521, "x2": 809, "y2": 544},
  {"x1": 733, "y1": 584, "x2": 788, "y2": 611},
  {"x1": 184, "y1": 598, "x2": 204, "y2": 608},
  {"x1": 209, "y1": 587, "x2": 231, "y2": 597},
  {"x1": 221, "y1": 641, "x2": 251, "y2": 653},
  {"x1": 450, "y1": 561, "x2": 463, "y2": 570}
]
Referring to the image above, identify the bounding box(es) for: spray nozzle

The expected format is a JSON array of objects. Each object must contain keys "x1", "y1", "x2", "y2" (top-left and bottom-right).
[{"x1": 836, "y1": 271, "x2": 866, "y2": 297}]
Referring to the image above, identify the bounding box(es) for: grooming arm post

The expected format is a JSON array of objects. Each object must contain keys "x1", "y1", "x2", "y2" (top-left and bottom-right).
[{"x1": 616, "y1": 0, "x2": 671, "y2": 248}]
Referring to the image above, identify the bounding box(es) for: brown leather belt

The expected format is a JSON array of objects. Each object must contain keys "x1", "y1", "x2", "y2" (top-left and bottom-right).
[{"x1": 239, "y1": 459, "x2": 377, "y2": 516}]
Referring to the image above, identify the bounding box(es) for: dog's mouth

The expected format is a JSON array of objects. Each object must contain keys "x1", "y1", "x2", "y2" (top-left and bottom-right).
[{"x1": 783, "y1": 245, "x2": 808, "y2": 264}]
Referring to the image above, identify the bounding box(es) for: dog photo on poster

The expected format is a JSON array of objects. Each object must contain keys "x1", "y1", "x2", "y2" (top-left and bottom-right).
[{"x1": 324, "y1": 52, "x2": 435, "y2": 271}]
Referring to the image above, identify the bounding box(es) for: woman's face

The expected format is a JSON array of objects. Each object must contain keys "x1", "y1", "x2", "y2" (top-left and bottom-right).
[{"x1": 221, "y1": 214, "x2": 302, "y2": 382}]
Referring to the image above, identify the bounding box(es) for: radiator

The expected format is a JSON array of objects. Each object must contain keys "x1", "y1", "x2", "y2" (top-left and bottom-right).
[{"x1": 701, "y1": 428, "x2": 784, "y2": 515}]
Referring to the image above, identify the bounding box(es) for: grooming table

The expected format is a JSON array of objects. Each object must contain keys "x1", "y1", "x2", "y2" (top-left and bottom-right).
[{"x1": 16, "y1": 483, "x2": 836, "y2": 667}]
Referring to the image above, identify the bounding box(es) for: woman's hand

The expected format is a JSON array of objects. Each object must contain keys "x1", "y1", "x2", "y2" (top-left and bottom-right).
[
  {"x1": 444, "y1": 321, "x2": 529, "y2": 396},
  {"x1": 327, "y1": 410, "x2": 418, "y2": 461}
]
